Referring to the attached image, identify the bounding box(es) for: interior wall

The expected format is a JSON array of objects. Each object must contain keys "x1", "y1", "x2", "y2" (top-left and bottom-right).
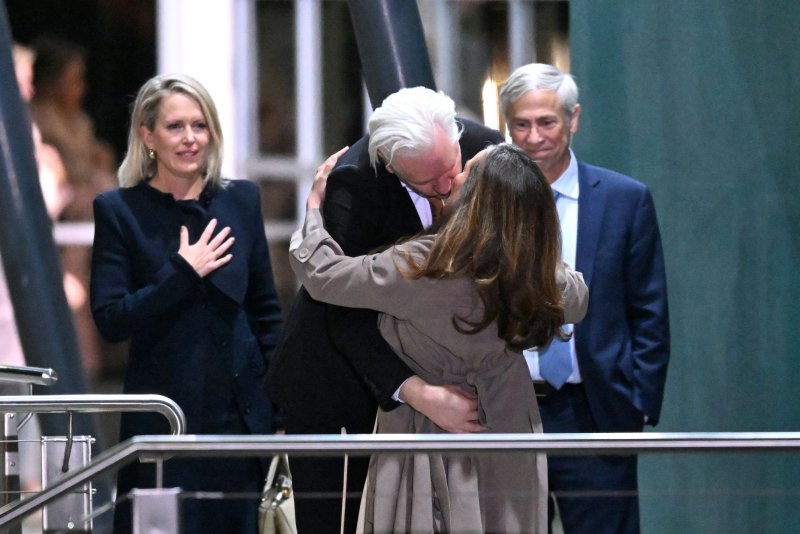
[{"x1": 569, "y1": 2, "x2": 800, "y2": 532}]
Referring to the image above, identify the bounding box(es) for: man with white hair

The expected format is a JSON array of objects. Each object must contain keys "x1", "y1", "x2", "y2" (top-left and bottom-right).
[
  {"x1": 267, "y1": 86, "x2": 503, "y2": 532},
  {"x1": 499, "y1": 63, "x2": 670, "y2": 534}
]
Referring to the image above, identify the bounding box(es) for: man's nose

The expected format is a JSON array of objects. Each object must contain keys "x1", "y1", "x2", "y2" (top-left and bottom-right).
[
  {"x1": 433, "y1": 175, "x2": 453, "y2": 197},
  {"x1": 526, "y1": 126, "x2": 543, "y2": 144}
]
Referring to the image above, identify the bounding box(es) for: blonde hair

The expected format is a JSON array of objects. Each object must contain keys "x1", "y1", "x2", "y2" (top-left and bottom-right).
[{"x1": 118, "y1": 74, "x2": 224, "y2": 187}]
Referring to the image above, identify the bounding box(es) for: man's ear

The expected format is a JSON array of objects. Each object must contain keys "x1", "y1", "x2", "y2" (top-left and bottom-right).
[{"x1": 570, "y1": 104, "x2": 581, "y2": 135}]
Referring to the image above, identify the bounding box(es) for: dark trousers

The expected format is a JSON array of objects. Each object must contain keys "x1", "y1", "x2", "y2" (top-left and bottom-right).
[
  {"x1": 538, "y1": 384, "x2": 640, "y2": 534},
  {"x1": 284, "y1": 413, "x2": 370, "y2": 534}
]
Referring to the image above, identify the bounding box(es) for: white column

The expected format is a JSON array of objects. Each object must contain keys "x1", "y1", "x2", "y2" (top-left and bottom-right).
[
  {"x1": 508, "y1": 0, "x2": 536, "y2": 71},
  {"x1": 156, "y1": 0, "x2": 245, "y2": 179},
  {"x1": 294, "y1": 0, "x2": 323, "y2": 220}
]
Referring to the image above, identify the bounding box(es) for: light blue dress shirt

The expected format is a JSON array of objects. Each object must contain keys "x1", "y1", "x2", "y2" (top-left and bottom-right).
[{"x1": 524, "y1": 149, "x2": 583, "y2": 383}]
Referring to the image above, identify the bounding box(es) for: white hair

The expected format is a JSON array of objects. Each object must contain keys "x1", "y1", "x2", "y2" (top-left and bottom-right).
[
  {"x1": 367, "y1": 87, "x2": 462, "y2": 171},
  {"x1": 499, "y1": 63, "x2": 579, "y2": 122}
]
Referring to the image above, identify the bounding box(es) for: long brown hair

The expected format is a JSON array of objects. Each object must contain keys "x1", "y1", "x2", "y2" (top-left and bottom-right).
[{"x1": 402, "y1": 143, "x2": 565, "y2": 350}]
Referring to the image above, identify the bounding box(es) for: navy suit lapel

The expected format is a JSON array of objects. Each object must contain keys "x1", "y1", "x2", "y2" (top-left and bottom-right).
[{"x1": 575, "y1": 161, "x2": 605, "y2": 289}]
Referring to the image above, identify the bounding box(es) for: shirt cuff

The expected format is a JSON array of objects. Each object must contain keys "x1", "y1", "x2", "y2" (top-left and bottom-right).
[{"x1": 392, "y1": 377, "x2": 413, "y2": 403}]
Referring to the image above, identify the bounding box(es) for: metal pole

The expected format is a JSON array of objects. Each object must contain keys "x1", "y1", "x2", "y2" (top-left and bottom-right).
[
  {"x1": 131, "y1": 488, "x2": 181, "y2": 534},
  {"x1": 347, "y1": 0, "x2": 437, "y2": 109},
  {"x1": 295, "y1": 0, "x2": 323, "y2": 238},
  {"x1": 0, "y1": 5, "x2": 111, "y2": 529},
  {"x1": 508, "y1": 0, "x2": 536, "y2": 70},
  {"x1": 0, "y1": 394, "x2": 187, "y2": 436},
  {"x1": 1, "y1": 414, "x2": 20, "y2": 534},
  {"x1": 4, "y1": 431, "x2": 800, "y2": 531},
  {"x1": 0, "y1": 365, "x2": 58, "y2": 387},
  {"x1": 0, "y1": 3, "x2": 93, "y2": 419}
]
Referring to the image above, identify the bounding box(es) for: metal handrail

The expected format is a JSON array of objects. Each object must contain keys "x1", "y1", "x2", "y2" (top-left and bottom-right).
[
  {"x1": 2, "y1": 431, "x2": 800, "y2": 530},
  {"x1": 0, "y1": 365, "x2": 58, "y2": 387},
  {"x1": 0, "y1": 394, "x2": 186, "y2": 436}
]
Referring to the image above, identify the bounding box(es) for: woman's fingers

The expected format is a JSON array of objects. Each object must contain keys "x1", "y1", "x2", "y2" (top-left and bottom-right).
[
  {"x1": 199, "y1": 218, "x2": 218, "y2": 243},
  {"x1": 307, "y1": 146, "x2": 349, "y2": 211},
  {"x1": 214, "y1": 236, "x2": 236, "y2": 258},
  {"x1": 207, "y1": 225, "x2": 232, "y2": 249},
  {"x1": 177, "y1": 220, "x2": 235, "y2": 277},
  {"x1": 316, "y1": 145, "x2": 349, "y2": 178}
]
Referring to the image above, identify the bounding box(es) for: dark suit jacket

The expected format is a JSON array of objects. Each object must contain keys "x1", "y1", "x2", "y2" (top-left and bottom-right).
[
  {"x1": 267, "y1": 118, "x2": 503, "y2": 433},
  {"x1": 91, "y1": 179, "x2": 282, "y2": 437},
  {"x1": 573, "y1": 160, "x2": 670, "y2": 432}
]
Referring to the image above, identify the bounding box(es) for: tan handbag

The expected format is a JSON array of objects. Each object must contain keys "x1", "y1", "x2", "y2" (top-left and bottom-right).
[{"x1": 258, "y1": 454, "x2": 297, "y2": 534}]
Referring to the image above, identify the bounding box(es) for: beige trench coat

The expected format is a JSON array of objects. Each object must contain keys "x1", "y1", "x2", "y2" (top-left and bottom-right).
[{"x1": 291, "y1": 210, "x2": 588, "y2": 534}]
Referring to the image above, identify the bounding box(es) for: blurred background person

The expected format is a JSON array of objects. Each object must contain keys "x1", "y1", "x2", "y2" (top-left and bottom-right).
[
  {"x1": 3, "y1": 43, "x2": 74, "y2": 381},
  {"x1": 30, "y1": 36, "x2": 116, "y2": 220},
  {"x1": 90, "y1": 74, "x2": 282, "y2": 534},
  {"x1": 2, "y1": 41, "x2": 74, "y2": 502},
  {"x1": 13, "y1": 43, "x2": 72, "y2": 220},
  {"x1": 30, "y1": 35, "x2": 117, "y2": 381}
]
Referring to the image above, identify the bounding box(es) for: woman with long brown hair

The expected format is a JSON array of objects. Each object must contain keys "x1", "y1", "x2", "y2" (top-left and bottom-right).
[{"x1": 291, "y1": 142, "x2": 588, "y2": 533}]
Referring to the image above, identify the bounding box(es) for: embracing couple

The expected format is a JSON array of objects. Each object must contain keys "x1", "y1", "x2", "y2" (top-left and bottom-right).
[{"x1": 268, "y1": 85, "x2": 588, "y2": 534}]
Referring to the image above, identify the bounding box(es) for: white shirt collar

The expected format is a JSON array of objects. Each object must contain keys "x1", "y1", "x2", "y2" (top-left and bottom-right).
[{"x1": 401, "y1": 180, "x2": 434, "y2": 229}]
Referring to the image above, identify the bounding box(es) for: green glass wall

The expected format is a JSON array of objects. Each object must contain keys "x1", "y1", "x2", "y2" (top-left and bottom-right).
[{"x1": 570, "y1": 2, "x2": 800, "y2": 531}]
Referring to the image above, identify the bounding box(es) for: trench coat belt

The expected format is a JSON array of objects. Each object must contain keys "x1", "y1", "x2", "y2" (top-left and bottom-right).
[
  {"x1": 533, "y1": 380, "x2": 582, "y2": 398},
  {"x1": 437, "y1": 359, "x2": 518, "y2": 429}
]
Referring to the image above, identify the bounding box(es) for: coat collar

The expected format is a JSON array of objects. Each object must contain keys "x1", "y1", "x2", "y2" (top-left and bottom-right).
[{"x1": 575, "y1": 160, "x2": 606, "y2": 288}]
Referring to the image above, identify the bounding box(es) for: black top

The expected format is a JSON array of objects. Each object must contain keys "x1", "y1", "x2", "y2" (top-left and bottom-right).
[{"x1": 91, "y1": 179, "x2": 282, "y2": 435}]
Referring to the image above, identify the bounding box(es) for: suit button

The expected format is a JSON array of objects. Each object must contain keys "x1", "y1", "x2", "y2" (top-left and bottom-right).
[{"x1": 244, "y1": 406, "x2": 251, "y2": 415}]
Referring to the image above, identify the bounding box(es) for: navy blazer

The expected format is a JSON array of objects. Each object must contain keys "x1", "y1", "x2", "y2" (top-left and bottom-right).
[
  {"x1": 573, "y1": 160, "x2": 670, "y2": 432},
  {"x1": 91, "y1": 179, "x2": 282, "y2": 436},
  {"x1": 267, "y1": 119, "x2": 503, "y2": 433}
]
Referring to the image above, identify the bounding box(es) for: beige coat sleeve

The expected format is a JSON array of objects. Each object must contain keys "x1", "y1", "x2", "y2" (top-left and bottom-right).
[
  {"x1": 556, "y1": 260, "x2": 589, "y2": 324},
  {"x1": 289, "y1": 209, "x2": 428, "y2": 318}
]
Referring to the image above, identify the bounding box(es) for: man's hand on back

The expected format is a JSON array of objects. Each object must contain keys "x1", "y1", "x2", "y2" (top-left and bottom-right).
[{"x1": 399, "y1": 376, "x2": 485, "y2": 433}]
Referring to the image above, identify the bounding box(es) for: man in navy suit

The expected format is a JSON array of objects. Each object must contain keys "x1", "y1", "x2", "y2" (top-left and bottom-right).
[{"x1": 500, "y1": 63, "x2": 670, "y2": 533}]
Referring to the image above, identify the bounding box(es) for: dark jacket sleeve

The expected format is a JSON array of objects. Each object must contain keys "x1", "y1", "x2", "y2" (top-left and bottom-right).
[
  {"x1": 625, "y1": 185, "x2": 670, "y2": 425},
  {"x1": 320, "y1": 164, "x2": 415, "y2": 410},
  {"x1": 242, "y1": 185, "x2": 283, "y2": 364},
  {"x1": 327, "y1": 307, "x2": 413, "y2": 409},
  {"x1": 90, "y1": 193, "x2": 201, "y2": 343}
]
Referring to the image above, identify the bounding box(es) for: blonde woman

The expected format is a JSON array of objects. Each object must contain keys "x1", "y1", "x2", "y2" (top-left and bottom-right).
[{"x1": 91, "y1": 74, "x2": 281, "y2": 533}]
